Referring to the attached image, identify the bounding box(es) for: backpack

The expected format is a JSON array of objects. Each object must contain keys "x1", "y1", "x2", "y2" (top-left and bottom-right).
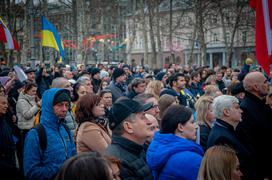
[{"x1": 33, "y1": 123, "x2": 72, "y2": 152}]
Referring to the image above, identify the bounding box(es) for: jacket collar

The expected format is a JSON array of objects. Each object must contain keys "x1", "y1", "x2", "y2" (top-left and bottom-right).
[
  {"x1": 215, "y1": 119, "x2": 235, "y2": 132},
  {"x1": 112, "y1": 135, "x2": 143, "y2": 154}
]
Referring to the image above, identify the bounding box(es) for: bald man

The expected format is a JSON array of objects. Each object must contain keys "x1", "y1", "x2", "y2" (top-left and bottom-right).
[{"x1": 236, "y1": 72, "x2": 272, "y2": 180}]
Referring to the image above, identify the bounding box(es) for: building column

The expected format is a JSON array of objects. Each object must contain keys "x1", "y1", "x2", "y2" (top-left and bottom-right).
[
  {"x1": 197, "y1": 53, "x2": 200, "y2": 66},
  {"x1": 184, "y1": 53, "x2": 188, "y2": 65},
  {"x1": 222, "y1": 52, "x2": 226, "y2": 66},
  {"x1": 209, "y1": 53, "x2": 213, "y2": 68}
]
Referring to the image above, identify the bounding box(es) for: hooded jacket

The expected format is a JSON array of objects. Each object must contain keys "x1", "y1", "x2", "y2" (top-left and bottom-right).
[
  {"x1": 23, "y1": 88, "x2": 76, "y2": 180},
  {"x1": 146, "y1": 132, "x2": 203, "y2": 180}
]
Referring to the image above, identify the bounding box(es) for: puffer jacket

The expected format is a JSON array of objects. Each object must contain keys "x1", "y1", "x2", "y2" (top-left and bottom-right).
[
  {"x1": 23, "y1": 88, "x2": 76, "y2": 180},
  {"x1": 147, "y1": 132, "x2": 203, "y2": 180},
  {"x1": 16, "y1": 92, "x2": 40, "y2": 130}
]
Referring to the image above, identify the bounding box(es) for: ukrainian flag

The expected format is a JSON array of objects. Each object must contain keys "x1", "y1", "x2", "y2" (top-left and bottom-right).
[{"x1": 41, "y1": 16, "x2": 65, "y2": 63}]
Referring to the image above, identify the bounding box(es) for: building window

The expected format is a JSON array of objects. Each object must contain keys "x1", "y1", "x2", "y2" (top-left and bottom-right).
[{"x1": 213, "y1": 33, "x2": 218, "y2": 42}]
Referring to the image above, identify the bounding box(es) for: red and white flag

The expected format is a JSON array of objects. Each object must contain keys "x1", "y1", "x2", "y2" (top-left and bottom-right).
[
  {"x1": 0, "y1": 17, "x2": 20, "y2": 51},
  {"x1": 250, "y1": 0, "x2": 272, "y2": 76}
]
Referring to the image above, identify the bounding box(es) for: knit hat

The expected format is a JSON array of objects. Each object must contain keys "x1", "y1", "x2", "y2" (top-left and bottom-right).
[
  {"x1": 112, "y1": 68, "x2": 125, "y2": 80},
  {"x1": 13, "y1": 80, "x2": 26, "y2": 90},
  {"x1": 108, "y1": 98, "x2": 153, "y2": 130},
  {"x1": 91, "y1": 67, "x2": 100, "y2": 77},
  {"x1": 100, "y1": 70, "x2": 109, "y2": 79},
  {"x1": 155, "y1": 72, "x2": 166, "y2": 81},
  {"x1": 53, "y1": 90, "x2": 71, "y2": 105}
]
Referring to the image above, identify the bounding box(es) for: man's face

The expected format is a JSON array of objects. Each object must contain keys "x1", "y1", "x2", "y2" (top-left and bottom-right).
[
  {"x1": 27, "y1": 72, "x2": 35, "y2": 82},
  {"x1": 256, "y1": 77, "x2": 269, "y2": 97},
  {"x1": 84, "y1": 79, "x2": 93, "y2": 94},
  {"x1": 101, "y1": 92, "x2": 112, "y2": 107},
  {"x1": 146, "y1": 114, "x2": 159, "y2": 143},
  {"x1": 175, "y1": 76, "x2": 186, "y2": 90},
  {"x1": 62, "y1": 80, "x2": 73, "y2": 97},
  {"x1": 145, "y1": 97, "x2": 160, "y2": 118},
  {"x1": 116, "y1": 74, "x2": 126, "y2": 83},
  {"x1": 228, "y1": 103, "x2": 243, "y2": 122},
  {"x1": 216, "y1": 73, "x2": 223, "y2": 81},
  {"x1": 0, "y1": 96, "x2": 8, "y2": 115},
  {"x1": 134, "y1": 83, "x2": 146, "y2": 94},
  {"x1": 93, "y1": 73, "x2": 100, "y2": 80},
  {"x1": 123, "y1": 67, "x2": 130, "y2": 75},
  {"x1": 65, "y1": 71, "x2": 73, "y2": 79},
  {"x1": 194, "y1": 74, "x2": 201, "y2": 83},
  {"x1": 129, "y1": 112, "x2": 151, "y2": 145},
  {"x1": 53, "y1": 101, "x2": 69, "y2": 119}
]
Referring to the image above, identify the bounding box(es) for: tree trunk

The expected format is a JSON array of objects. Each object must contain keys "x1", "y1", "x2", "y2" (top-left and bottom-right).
[
  {"x1": 155, "y1": 1, "x2": 163, "y2": 69},
  {"x1": 140, "y1": 0, "x2": 149, "y2": 66},
  {"x1": 147, "y1": 0, "x2": 157, "y2": 69}
]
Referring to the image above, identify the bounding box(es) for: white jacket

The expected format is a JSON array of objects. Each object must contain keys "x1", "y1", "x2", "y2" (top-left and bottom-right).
[{"x1": 16, "y1": 92, "x2": 40, "y2": 130}]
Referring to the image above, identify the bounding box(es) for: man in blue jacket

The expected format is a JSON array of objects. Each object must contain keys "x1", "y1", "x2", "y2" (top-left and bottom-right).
[{"x1": 23, "y1": 88, "x2": 76, "y2": 180}]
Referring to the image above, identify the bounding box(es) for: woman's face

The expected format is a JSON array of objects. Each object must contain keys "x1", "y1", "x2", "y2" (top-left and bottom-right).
[
  {"x1": 77, "y1": 85, "x2": 87, "y2": 99},
  {"x1": 206, "y1": 103, "x2": 215, "y2": 123},
  {"x1": 180, "y1": 115, "x2": 197, "y2": 141},
  {"x1": 26, "y1": 87, "x2": 37, "y2": 96},
  {"x1": 92, "y1": 101, "x2": 105, "y2": 117},
  {"x1": 0, "y1": 87, "x2": 5, "y2": 96},
  {"x1": 232, "y1": 157, "x2": 243, "y2": 180},
  {"x1": 102, "y1": 81, "x2": 108, "y2": 89}
]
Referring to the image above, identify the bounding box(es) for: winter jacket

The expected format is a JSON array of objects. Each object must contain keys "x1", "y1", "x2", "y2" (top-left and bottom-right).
[
  {"x1": 23, "y1": 88, "x2": 76, "y2": 180},
  {"x1": 76, "y1": 121, "x2": 111, "y2": 153},
  {"x1": 208, "y1": 119, "x2": 257, "y2": 180},
  {"x1": 105, "y1": 135, "x2": 153, "y2": 180},
  {"x1": 236, "y1": 92, "x2": 272, "y2": 179},
  {"x1": 16, "y1": 92, "x2": 40, "y2": 130},
  {"x1": 107, "y1": 81, "x2": 127, "y2": 102},
  {"x1": 147, "y1": 132, "x2": 203, "y2": 180}
]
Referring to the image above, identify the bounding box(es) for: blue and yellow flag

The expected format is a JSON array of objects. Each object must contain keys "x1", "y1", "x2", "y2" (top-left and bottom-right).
[{"x1": 41, "y1": 16, "x2": 65, "y2": 63}]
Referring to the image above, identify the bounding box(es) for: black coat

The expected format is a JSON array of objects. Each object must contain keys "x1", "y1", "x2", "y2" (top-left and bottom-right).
[
  {"x1": 105, "y1": 135, "x2": 153, "y2": 180},
  {"x1": 207, "y1": 119, "x2": 257, "y2": 180},
  {"x1": 236, "y1": 92, "x2": 272, "y2": 179},
  {"x1": 0, "y1": 115, "x2": 16, "y2": 168}
]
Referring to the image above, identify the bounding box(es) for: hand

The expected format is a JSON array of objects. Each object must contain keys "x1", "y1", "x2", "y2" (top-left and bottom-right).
[{"x1": 37, "y1": 100, "x2": 42, "y2": 107}]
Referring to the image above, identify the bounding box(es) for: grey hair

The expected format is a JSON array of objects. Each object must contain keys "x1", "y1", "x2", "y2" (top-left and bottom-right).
[
  {"x1": 212, "y1": 95, "x2": 239, "y2": 119},
  {"x1": 77, "y1": 76, "x2": 91, "y2": 85},
  {"x1": 51, "y1": 77, "x2": 67, "y2": 88}
]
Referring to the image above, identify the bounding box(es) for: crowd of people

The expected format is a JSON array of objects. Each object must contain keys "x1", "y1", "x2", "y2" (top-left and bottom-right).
[{"x1": 0, "y1": 59, "x2": 272, "y2": 180}]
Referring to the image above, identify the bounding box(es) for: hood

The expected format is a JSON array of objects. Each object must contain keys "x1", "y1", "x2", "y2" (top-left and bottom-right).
[
  {"x1": 146, "y1": 132, "x2": 203, "y2": 172},
  {"x1": 40, "y1": 88, "x2": 69, "y2": 129}
]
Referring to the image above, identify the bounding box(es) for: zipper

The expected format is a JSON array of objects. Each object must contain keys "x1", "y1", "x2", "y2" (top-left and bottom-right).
[{"x1": 58, "y1": 124, "x2": 68, "y2": 159}]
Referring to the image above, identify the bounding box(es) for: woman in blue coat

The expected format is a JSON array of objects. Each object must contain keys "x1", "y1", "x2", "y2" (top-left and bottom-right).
[{"x1": 147, "y1": 105, "x2": 203, "y2": 180}]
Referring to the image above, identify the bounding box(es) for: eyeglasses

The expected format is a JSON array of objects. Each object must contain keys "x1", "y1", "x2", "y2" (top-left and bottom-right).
[{"x1": 152, "y1": 104, "x2": 159, "y2": 109}]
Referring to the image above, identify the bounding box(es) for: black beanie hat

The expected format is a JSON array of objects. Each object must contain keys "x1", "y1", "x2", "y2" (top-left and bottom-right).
[
  {"x1": 112, "y1": 68, "x2": 125, "y2": 80},
  {"x1": 91, "y1": 67, "x2": 100, "y2": 77},
  {"x1": 53, "y1": 90, "x2": 71, "y2": 105}
]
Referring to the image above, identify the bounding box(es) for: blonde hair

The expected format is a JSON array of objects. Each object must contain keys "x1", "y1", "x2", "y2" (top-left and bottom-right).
[
  {"x1": 204, "y1": 85, "x2": 221, "y2": 98},
  {"x1": 197, "y1": 145, "x2": 238, "y2": 180},
  {"x1": 195, "y1": 96, "x2": 213, "y2": 125},
  {"x1": 145, "y1": 80, "x2": 163, "y2": 98}
]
